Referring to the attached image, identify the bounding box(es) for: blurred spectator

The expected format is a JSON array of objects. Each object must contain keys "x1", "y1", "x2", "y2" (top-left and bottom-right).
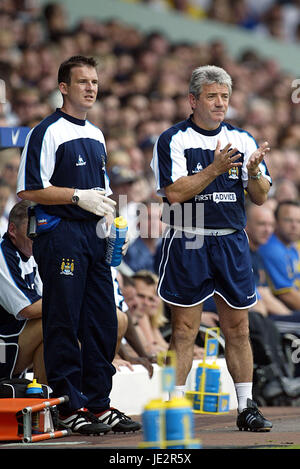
[
  {"x1": 119, "y1": 273, "x2": 158, "y2": 364},
  {"x1": 11, "y1": 87, "x2": 42, "y2": 126},
  {"x1": 109, "y1": 166, "x2": 138, "y2": 203},
  {"x1": 245, "y1": 202, "x2": 291, "y2": 317},
  {"x1": 207, "y1": 0, "x2": 233, "y2": 23},
  {"x1": 258, "y1": 200, "x2": 300, "y2": 339},
  {"x1": 123, "y1": 198, "x2": 163, "y2": 272},
  {"x1": 0, "y1": 149, "x2": 21, "y2": 219},
  {"x1": 245, "y1": 202, "x2": 300, "y2": 395},
  {"x1": 274, "y1": 178, "x2": 299, "y2": 203},
  {"x1": 132, "y1": 269, "x2": 205, "y2": 359},
  {"x1": 121, "y1": 274, "x2": 142, "y2": 326},
  {"x1": 111, "y1": 268, "x2": 154, "y2": 376},
  {"x1": 132, "y1": 270, "x2": 169, "y2": 356},
  {"x1": 108, "y1": 165, "x2": 142, "y2": 240},
  {"x1": 43, "y1": 2, "x2": 69, "y2": 41}
]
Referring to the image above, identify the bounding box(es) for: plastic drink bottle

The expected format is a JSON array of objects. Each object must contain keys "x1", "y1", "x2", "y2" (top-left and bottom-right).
[
  {"x1": 26, "y1": 379, "x2": 44, "y2": 433},
  {"x1": 105, "y1": 216, "x2": 128, "y2": 267},
  {"x1": 165, "y1": 397, "x2": 194, "y2": 448},
  {"x1": 142, "y1": 399, "x2": 165, "y2": 448},
  {"x1": 194, "y1": 363, "x2": 220, "y2": 412}
]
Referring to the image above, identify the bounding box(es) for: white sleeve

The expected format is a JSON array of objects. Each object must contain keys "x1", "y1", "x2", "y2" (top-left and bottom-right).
[
  {"x1": 151, "y1": 133, "x2": 188, "y2": 197},
  {"x1": 17, "y1": 127, "x2": 56, "y2": 193}
]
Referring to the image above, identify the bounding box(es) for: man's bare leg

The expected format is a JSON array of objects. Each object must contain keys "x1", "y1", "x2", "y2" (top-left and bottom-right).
[
  {"x1": 214, "y1": 294, "x2": 253, "y2": 411},
  {"x1": 168, "y1": 303, "x2": 202, "y2": 395}
]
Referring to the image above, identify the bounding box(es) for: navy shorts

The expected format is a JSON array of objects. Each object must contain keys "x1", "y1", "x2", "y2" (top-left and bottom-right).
[{"x1": 158, "y1": 228, "x2": 257, "y2": 309}]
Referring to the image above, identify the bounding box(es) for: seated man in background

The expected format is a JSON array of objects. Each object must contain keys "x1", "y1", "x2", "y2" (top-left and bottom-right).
[
  {"x1": 246, "y1": 202, "x2": 300, "y2": 401},
  {"x1": 258, "y1": 200, "x2": 300, "y2": 338},
  {"x1": 133, "y1": 270, "x2": 169, "y2": 357},
  {"x1": 0, "y1": 200, "x2": 46, "y2": 383},
  {"x1": 132, "y1": 270, "x2": 204, "y2": 360},
  {"x1": 245, "y1": 202, "x2": 291, "y2": 317},
  {"x1": 112, "y1": 269, "x2": 154, "y2": 378}
]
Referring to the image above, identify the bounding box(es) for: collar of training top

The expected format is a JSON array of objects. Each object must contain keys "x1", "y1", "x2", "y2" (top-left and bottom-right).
[
  {"x1": 56, "y1": 108, "x2": 86, "y2": 126},
  {"x1": 2, "y1": 232, "x2": 31, "y2": 262},
  {"x1": 188, "y1": 114, "x2": 222, "y2": 136}
]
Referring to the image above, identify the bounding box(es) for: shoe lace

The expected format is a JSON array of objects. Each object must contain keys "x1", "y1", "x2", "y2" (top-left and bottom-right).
[
  {"x1": 244, "y1": 404, "x2": 265, "y2": 422},
  {"x1": 77, "y1": 409, "x2": 100, "y2": 424},
  {"x1": 106, "y1": 407, "x2": 132, "y2": 423},
  {"x1": 252, "y1": 407, "x2": 265, "y2": 419}
]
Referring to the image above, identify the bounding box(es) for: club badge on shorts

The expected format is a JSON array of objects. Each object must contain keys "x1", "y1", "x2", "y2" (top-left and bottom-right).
[{"x1": 60, "y1": 258, "x2": 74, "y2": 276}]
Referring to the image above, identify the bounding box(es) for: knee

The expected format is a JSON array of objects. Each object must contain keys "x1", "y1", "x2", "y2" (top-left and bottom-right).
[
  {"x1": 171, "y1": 319, "x2": 199, "y2": 345},
  {"x1": 222, "y1": 317, "x2": 250, "y2": 344}
]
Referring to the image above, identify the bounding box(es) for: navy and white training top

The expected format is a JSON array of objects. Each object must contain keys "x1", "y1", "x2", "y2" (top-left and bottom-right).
[
  {"x1": 0, "y1": 233, "x2": 42, "y2": 335},
  {"x1": 151, "y1": 116, "x2": 272, "y2": 230},
  {"x1": 17, "y1": 108, "x2": 112, "y2": 222}
]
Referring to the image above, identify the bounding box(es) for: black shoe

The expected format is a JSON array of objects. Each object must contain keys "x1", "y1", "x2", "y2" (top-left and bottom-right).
[
  {"x1": 95, "y1": 407, "x2": 142, "y2": 433},
  {"x1": 237, "y1": 399, "x2": 272, "y2": 432},
  {"x1": 58, "y1": 409, "x2": 112, "y2": 435}
]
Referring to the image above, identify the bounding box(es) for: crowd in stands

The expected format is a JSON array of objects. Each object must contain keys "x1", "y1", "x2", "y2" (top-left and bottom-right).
[
  {"x1": 131, "y1": 0, "x2": 300, "y2": 43},
  {"x1": 0, "y1": 1, "x2": 299, "y2": 389}
]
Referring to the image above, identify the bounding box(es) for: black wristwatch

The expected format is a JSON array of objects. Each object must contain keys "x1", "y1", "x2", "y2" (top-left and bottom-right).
[
  {"x1": 72, "y1": 189, "x2": 80, "y2": 204},
  {"x1": 249, "y1": 170, "x2": 262, "y2": 180}
]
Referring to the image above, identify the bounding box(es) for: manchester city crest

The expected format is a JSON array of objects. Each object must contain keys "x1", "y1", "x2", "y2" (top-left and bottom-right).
[
  {"x1": 228, "y1": 166, "x2": 239, "y2": 180},
  {"x1": 60, "y1": 258, "x2": 74, "y2": 276}
]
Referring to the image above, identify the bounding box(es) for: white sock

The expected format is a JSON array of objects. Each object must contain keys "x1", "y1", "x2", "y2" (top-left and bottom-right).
[
  {"x1": 169, "y1": 385, "x2": 186, "y2": 399},
  {"x1": 234, "y1": 382, "x2": 252, "y2": 413}
]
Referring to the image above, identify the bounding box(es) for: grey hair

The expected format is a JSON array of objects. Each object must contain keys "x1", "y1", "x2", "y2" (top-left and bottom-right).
[
  {"x1": 189, "y1": 65, "x2": 232, "y2": 97},
  {"x1": 8, "y1": 200, "x2": 31, "y2": 228}
]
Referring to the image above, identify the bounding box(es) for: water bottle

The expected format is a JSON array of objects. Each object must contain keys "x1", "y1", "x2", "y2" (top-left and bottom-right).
[
  {"x1": 194, "y1": 363, "x2": 221, "y2": 412},
  {"x1": 203, "y1": 364, "x2": 221, "y2": 412},
  {"x1": 26, "y1": 379, "x2": 44, "y2": 398},
  {"x1": 105, "y1": 216, "x2": 128, "y2": 267},
  {"x1": 194, "y1": 365, "x2": 204, "y2": 411},
  {"x1": 165, "y1": 397, "x2": 194, "y2": 449},
  {"x1": 26, "y1": 379, "x2": 44, "y2": 434},
  {"x1": 142, "y1": 399, "x2": 165, "y2": 448}
]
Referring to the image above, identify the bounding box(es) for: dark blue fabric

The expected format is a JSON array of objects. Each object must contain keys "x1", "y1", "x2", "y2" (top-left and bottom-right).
[{"x1": 158, "y1": 228, "x2": 256, "y2": 308}]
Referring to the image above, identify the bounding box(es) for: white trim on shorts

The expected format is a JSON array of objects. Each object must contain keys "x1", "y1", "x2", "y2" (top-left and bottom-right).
[
  {"x1": 158, "y1": 288, "x2": 257, "y2": 310},
  {"x1": 172, "y1": 226, "x2": 237, "y2": 236},
  {"x1": 157, "y1": 227, "x2": 176, "y2": 297}
]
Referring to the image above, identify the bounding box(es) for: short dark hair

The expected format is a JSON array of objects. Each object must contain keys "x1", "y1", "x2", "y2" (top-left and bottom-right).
[
  {"x1": 274, "y1": 200, "x2": 300, "y2": 220},
  {"x1": 8, "y1": 200, "x2": 31, "y2": 228},
  {"x1": 58, "y1": 55, "x2": 98, "y2": 85}
]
